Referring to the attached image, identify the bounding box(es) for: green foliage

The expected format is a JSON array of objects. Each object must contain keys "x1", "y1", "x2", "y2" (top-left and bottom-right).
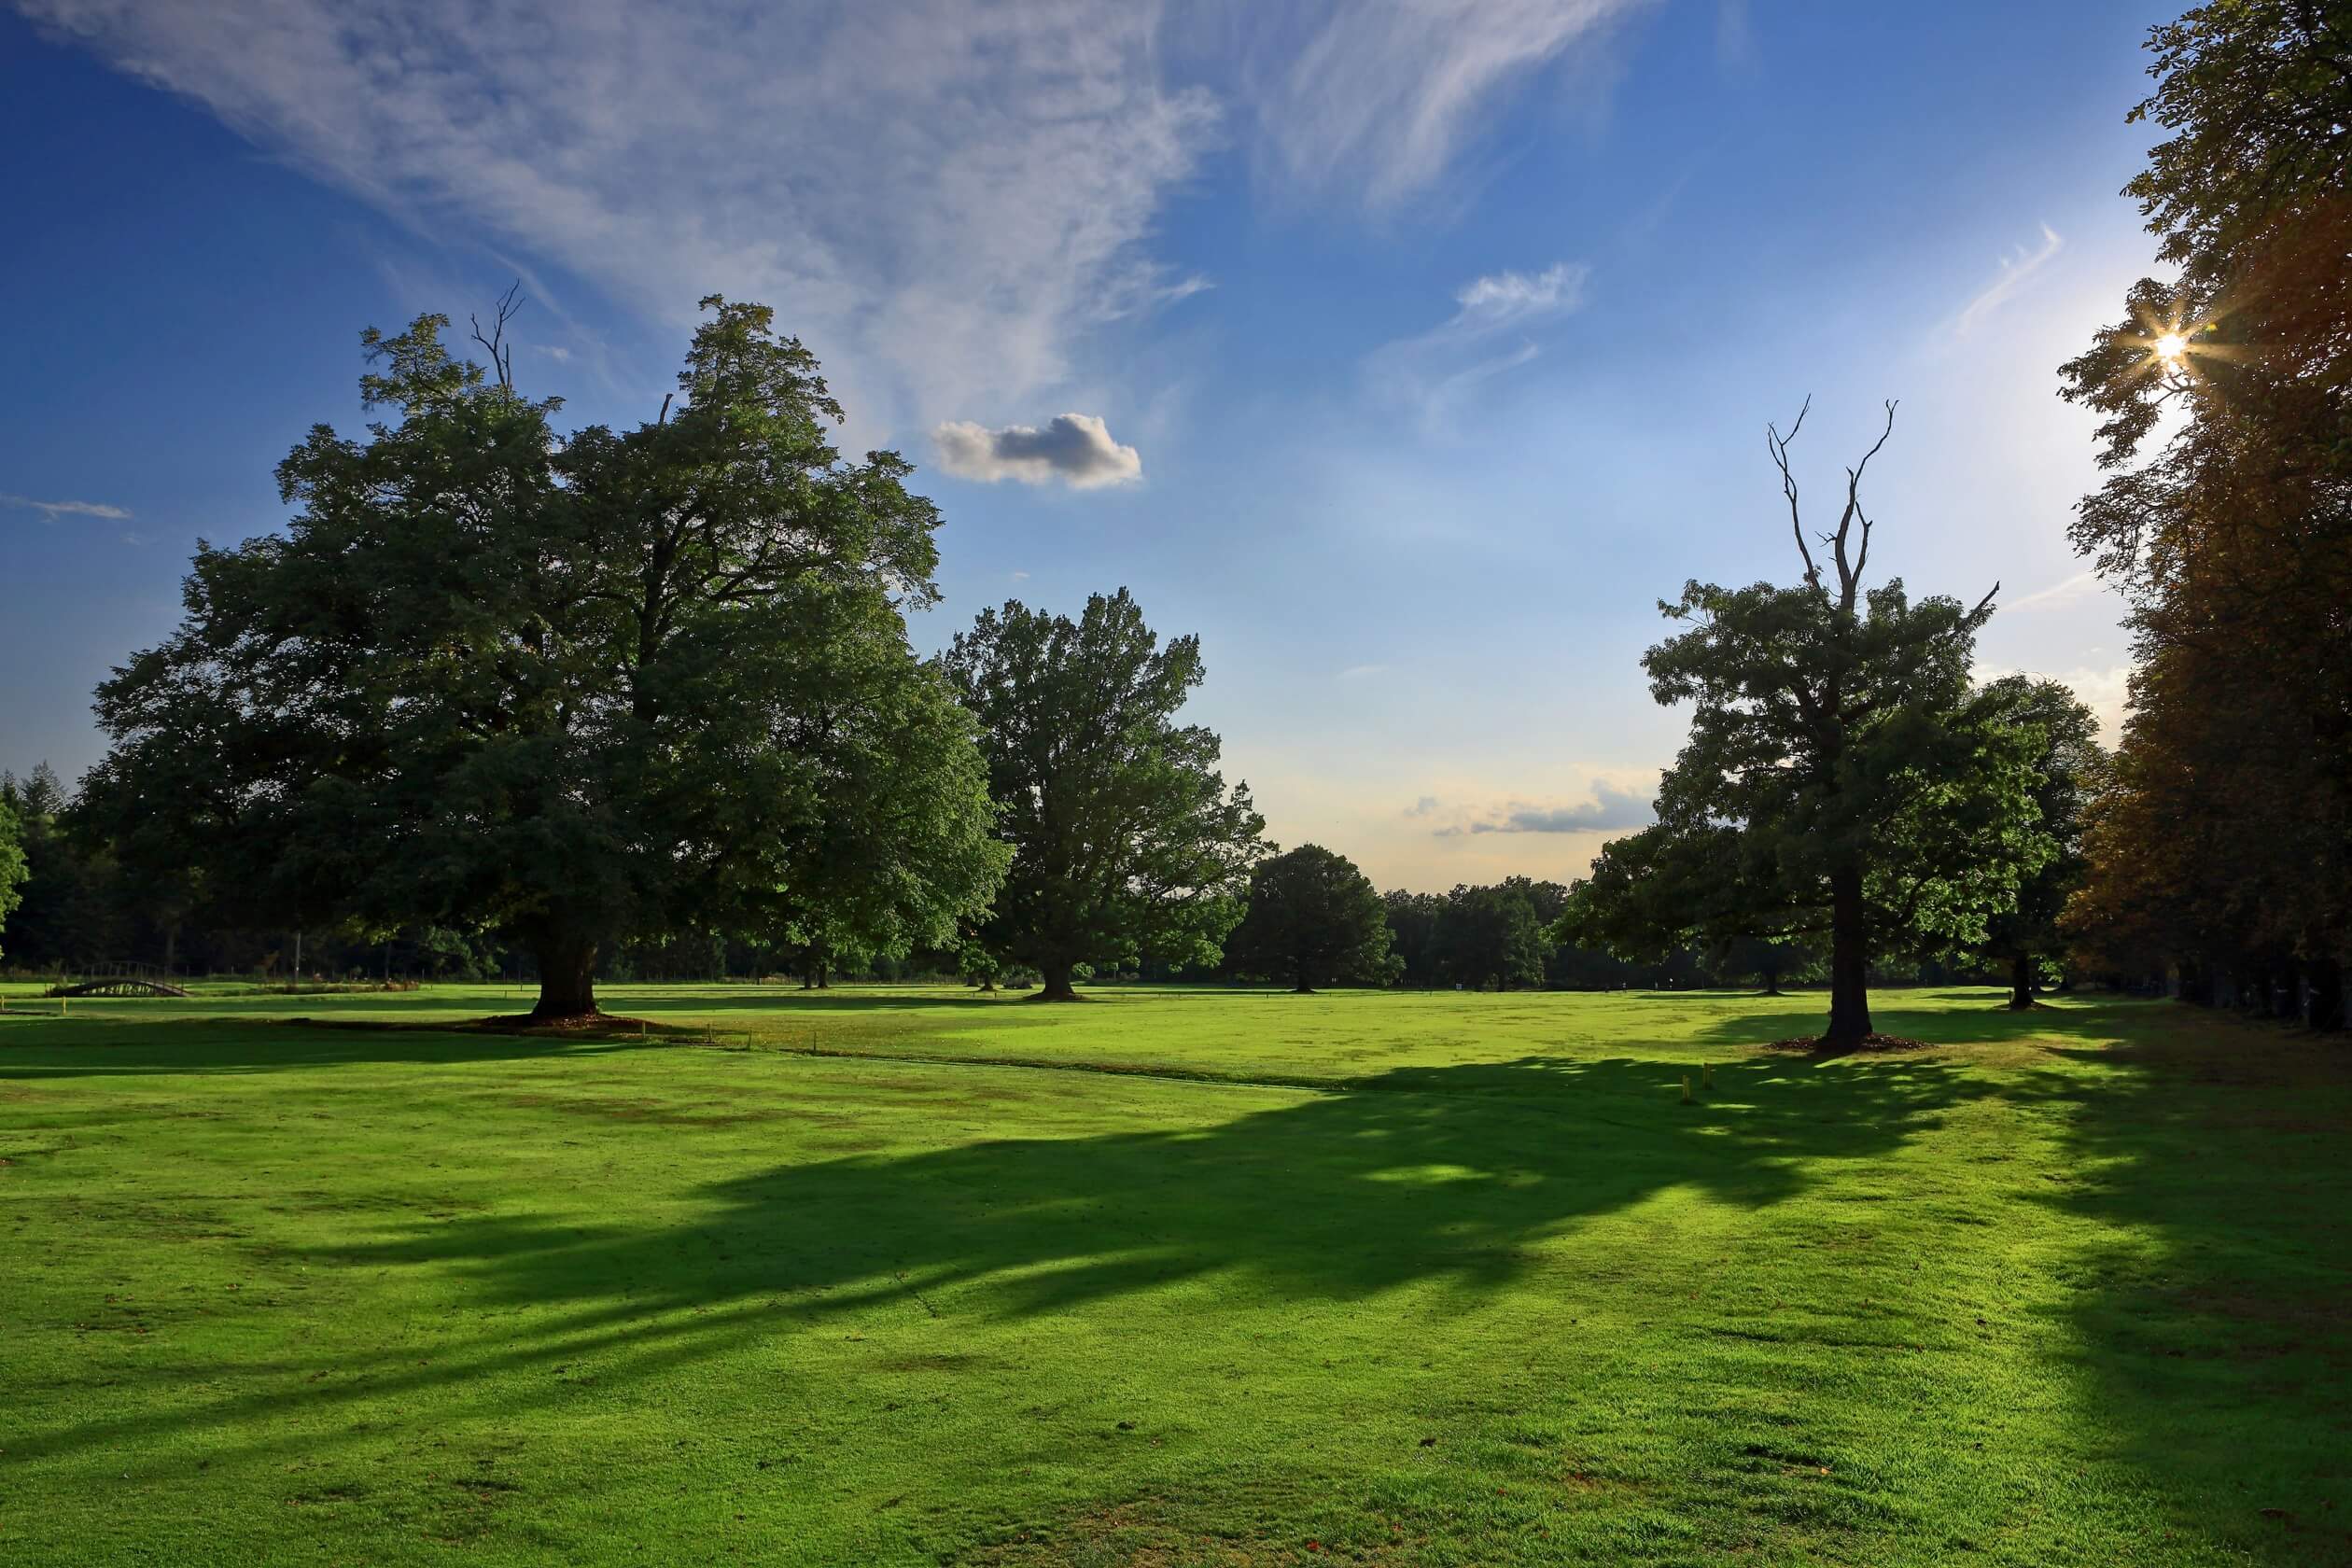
[
  {"x1": 1973, "y1": 678, "x2": 2102, "y2": 1000},
  {"x1": 1225, "y1": 844, "x2": 1392, "y2": 991},
  {"x1": 941, "y1": 588, "x2": 1266, "y2": 999},
  {"x1": 1709, "y1": 934, "x2": 1822, "y2": 993},
  {"x1": 0, "y1": 792, "x2": 25, "y2": 961},
  {"x1": 0, "y1": 765, "x2": 126, "y2": 972},
  {"x1": 2056, "y1": 2, "x2": 2350, "y2": 1019},
  {"x1": 1436, "y1": 881, "x2": 1547, "y2": 990},
  {"x1": 81, "y1": 298, "x2": 1003, "y2": 1017}
]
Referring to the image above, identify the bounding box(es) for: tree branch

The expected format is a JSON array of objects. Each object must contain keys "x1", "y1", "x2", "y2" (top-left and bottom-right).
[
  {"x1": 1767, "y1": 396, "x2": 1819, "y2": 592},
  {"x1": 469, "y1": 281, "x2": 526, "y2": 391},
  {"x1": 1831, "y1": 399, "x2": 1897, "y2": 609}
]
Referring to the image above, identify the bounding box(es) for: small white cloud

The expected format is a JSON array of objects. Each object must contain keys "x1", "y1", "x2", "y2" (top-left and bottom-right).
[
  {"x1": 1953, "y1": 225, "x2": 2064, "y2": 337},
  {"x1": 933, "y1": 413, "x2": 1141, "y2": 489},
  {"x1": 3, "y1": 493, "x2": 133, "y2": 521},
  {"x1": 1424, "y1": 778, "x2": 1656, "y2": 838},
  {"x1": 120, "y1": 530, "x2": 148, "y2": 545},
  {"x1": 1976, "y1": 660, "x2": 2134, "y2": 744},
  {"x1": 1009, "y1": 569, "x2": 1030, "y2": 581},
  {"x1": 1452, "y1": 262, "x2": 1589, "y2": 328},
  {"x1": 1337, "y1": 663, "x2": 1388, "y2": 680}
]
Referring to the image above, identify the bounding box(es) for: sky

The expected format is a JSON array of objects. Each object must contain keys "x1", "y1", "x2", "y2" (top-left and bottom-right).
[{"x1": 0, "y1": 0, "x2": 2175, "y2": 892}]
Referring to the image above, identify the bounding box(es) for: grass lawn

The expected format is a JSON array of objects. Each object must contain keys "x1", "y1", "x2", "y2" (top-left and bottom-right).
[{"x1": 2, "y1": 983, "x2": 2346, "y2": 1565}]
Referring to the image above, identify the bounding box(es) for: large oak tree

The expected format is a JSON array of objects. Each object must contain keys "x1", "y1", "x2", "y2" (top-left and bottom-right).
[
  {"x1": 942, "y1": 589, "x2": 1265, "y2": 1001},
  {"x1": 85, "y1": 295, "x2": 1005, "y2": 1021},
  {"x1": 1559, "y1": 404, "x2": 2049, "y2": 1047}
]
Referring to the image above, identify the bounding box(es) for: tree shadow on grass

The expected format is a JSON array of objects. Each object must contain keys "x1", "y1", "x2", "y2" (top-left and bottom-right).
[
  {"x1": 13, "y1": 1051, "x2": 1987, "y2": 1473},
  {"x1": 2027, "y1": 1013, "x2": 2352, "y2": 1563},
  {"x1": 1691, "y1": 987, "x2": 2168, "y2": 1052},
  {"x1": 0, "y1": 1019, "x2": 671, "y2": 1078}
]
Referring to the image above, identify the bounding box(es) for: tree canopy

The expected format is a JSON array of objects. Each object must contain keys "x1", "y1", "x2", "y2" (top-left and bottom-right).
[
  {"x1": 1558, "y1": 404, "x2": 2050, "y2": 1046},
  {"x1": 942, "y1": 589, "x2": 1266, "y2": 1001},
  {"x1": 1225, "y1": 844, "x2": 1393, "y2": 992},
  {"x1": 0, "y1": 791, "x2": 25, "y2": 962},
  {"x1": 2056, "y1": 0, "x2": 2350, "y2": 1024},
  {"x1": 83, "y1": 295, "x2": 1005, "y2": 1020},
  {"x1": 1975, "y1": 678, "x2": 2102, "y2": 1009}
]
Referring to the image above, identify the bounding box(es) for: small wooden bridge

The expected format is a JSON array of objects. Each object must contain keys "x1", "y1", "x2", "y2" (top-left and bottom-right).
[
  {"x1": 45, "y1": 962, "x2": 191, "y2": 999},
  {"x1": 51, "y1": 977, "x2": 192, "y2": 999}
]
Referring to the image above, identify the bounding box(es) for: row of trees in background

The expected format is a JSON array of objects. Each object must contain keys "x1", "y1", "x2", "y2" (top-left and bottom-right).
[
  {"x1": 3, "y1": 769, "x2": 2003, "y2": 1001},
  {"x1": 2052, "y1": 2, "x2": 2349, "y2": 1028},
  {"x1": 5, "y1": 4, "x2": 2337, "y2": 1037},
  {"x1": 0, "y1": 299, "x2": 2116, "y2": 1039}
]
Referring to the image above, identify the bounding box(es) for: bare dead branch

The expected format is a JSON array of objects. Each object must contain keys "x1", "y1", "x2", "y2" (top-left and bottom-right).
[
  {"x1": 1828, "y1": 399, "x2": 1898, "y2": 609},
  {"x1": 469, "y1": 281, "x2": 526, "y2": 391},
  {"x1": 1767, "y1": 396, "x2": 1818, "y2": 590}
]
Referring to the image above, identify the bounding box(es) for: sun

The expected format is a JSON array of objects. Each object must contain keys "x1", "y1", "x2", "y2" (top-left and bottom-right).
[{"x1": 2155, "y1": 330, "x2": 2189, "y2": 365}]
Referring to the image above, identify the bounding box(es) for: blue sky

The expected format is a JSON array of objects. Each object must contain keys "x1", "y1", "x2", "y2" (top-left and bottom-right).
[{"x1": 1, "y1": 0, "x2": 2169, "y2": 889}]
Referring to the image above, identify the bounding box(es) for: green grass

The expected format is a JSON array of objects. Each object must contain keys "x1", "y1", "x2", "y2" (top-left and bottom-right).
[{"x1": 2, "y1": 984, "x2": 2346, "y2": 1565}]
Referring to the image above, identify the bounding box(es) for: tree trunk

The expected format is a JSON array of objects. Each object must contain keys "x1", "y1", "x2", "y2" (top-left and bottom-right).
[
  {"x1": 1033, "y1": 959, "x2": 1080, "y2": 1002},
  {"x1": 2307, "y1": 957, "x2": 2345, "y2": 1031},
  {"x1": 1293, "y1": 956, "x2": 1313, "y2": 994},
  {"x1": 1823, "y1": 869, "x2": 1872, "y2": 1046},
  {"x1": 2008, "y1": 952, "x2": 2035, "y2": 1011},
  {"x1": 532, "y1": 934, "x2": 600, "y2": 1021}
]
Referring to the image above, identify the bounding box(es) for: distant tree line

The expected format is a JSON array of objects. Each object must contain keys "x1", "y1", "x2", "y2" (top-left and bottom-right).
[
  {"x1": 0, "y1": 298, "x2": 2118, "y2": 1047},
  {"x1": 0, "y1": 762, "x2": 2001, "y2": 1001}
]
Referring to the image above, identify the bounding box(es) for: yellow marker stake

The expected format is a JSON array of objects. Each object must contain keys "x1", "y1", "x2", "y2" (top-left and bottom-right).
[{"x1": 1680, "y1": 1073, "x2": 1692, "y2": 1104}]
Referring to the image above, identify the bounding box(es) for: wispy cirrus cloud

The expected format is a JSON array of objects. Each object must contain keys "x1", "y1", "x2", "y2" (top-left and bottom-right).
[
  {"x1": 2001, "y1": 569, "x2": 2107, "y2": 614},
  {"x1": 1953, "y1": 224, "x2": 2065, "y2": 337},
  {"x1": 2, "y1": 493, "x2": 133, "y2": 520},
  {"x1": 1240, "y1": 0, "x2": 1660, "y2": 205},
  {"x1": 1451, "y1": 261, "x2": 1590, "y2": 329},
  {"x1": 21, "y1": 0, "x2": 1647, "y2": 451},
  {"x1": 17, "y1": 0, "x2": 1216, "y2": 436},
  {"x1": 934, "y1": 413, "x2": 1142, "y2": 489},
  {"x1": 1369, "y1": 259, "x2": 1590, "y2": 431}
]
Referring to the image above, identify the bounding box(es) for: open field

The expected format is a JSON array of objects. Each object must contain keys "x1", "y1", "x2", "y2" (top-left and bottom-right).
[{"x1": 2, "y1": 985, "x2": 2346, "y2": 1566}]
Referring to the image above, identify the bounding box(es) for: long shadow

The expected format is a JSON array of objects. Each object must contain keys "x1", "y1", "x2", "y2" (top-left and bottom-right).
[
  {"x1": 2025, "y1": 1013, "x2": 2352, "y2": 1564},
  {"x1": 1691, "y1": 987, "x2": 2166, "y2": 1050},
  {"x1": 0, "y1": 1019, "x2": 670, "y2": 1078},
  {"x1": 12, "y1": 1052, "x2": 1988, "y2": 1471}
]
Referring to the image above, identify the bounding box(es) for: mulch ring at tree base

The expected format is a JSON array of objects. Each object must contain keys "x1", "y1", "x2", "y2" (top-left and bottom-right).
[
  {"x1": 1762, "y1": 1033, "x2": 1933, "y2": 1053},
  {"x1": 474, "y1": 1013, "x2": 660, "y2": 1036}
]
